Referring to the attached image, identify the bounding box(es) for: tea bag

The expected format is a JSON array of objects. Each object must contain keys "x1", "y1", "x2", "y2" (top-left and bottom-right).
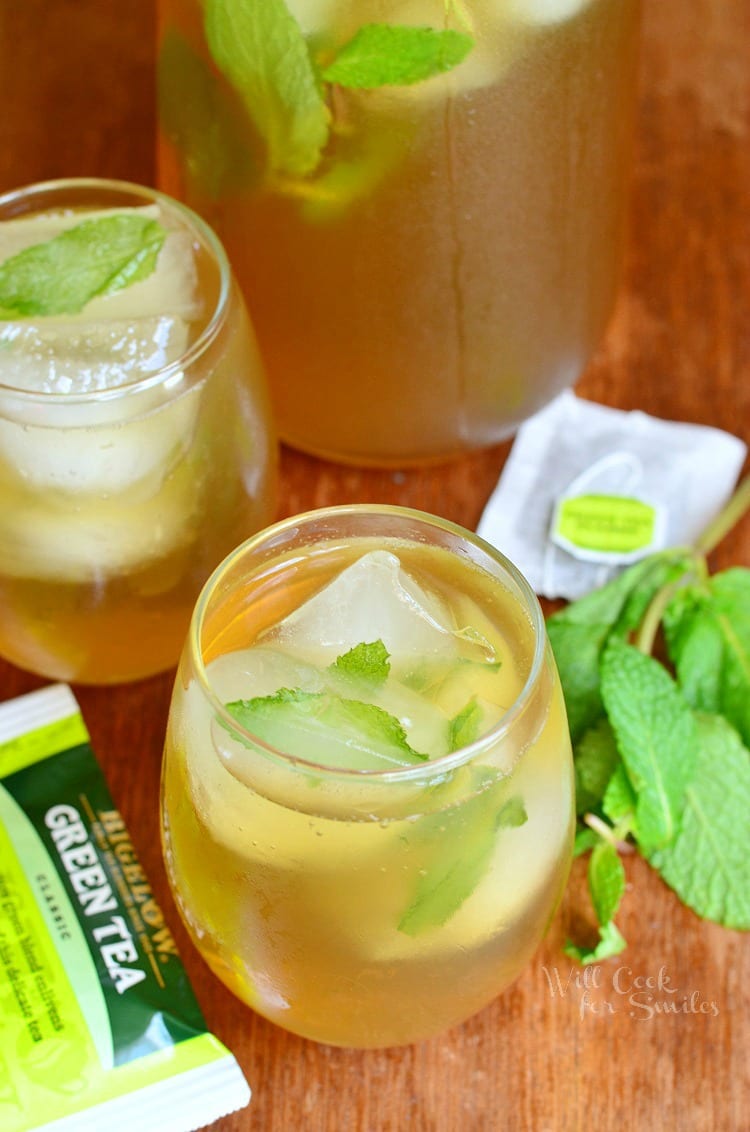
[{"x1": 477, "y1": 392, "x2": 747, "y2": 600}]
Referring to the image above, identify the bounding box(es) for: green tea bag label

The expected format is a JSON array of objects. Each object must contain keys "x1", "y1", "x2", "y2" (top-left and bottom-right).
[
  {"x1": 0, "y1": 684, "x2": 250, "y2": 1132},
  {"x1": 551, "y1": 492, "x2": 664, "y2": 562}
]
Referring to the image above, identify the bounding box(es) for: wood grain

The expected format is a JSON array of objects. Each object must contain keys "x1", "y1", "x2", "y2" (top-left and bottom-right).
[{"x1": 1, "y1": 2, "x2": 748, "y2": 1129}]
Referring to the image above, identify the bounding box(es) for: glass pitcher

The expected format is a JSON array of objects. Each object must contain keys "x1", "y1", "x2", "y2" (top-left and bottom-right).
[{"x1": 158, "y1": 0, "x2": 640, "y2": 465}]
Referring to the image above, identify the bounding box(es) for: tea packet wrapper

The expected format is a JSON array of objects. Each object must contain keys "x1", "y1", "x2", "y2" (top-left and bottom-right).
[
  {"x1": 478, "y1": 391, "x2": 747, "y2": 600},
  {"x1": 0, "y1": 684, "x2": 250, "y2": 1132}
]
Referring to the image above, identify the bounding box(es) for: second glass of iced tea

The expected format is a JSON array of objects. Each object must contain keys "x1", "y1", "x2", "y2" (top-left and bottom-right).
[
  {"x1": 161, "y1": 505, "x2": 574, "y2": 1047},
  {"x1": 158, "y1": 0, "x2": 641, "y2": 464},
  {"x1": 0, "y1": 178, "x2": 276, "y2": 684}
]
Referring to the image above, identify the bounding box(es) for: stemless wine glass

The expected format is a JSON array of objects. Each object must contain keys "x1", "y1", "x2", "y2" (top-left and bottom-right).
[
  {"x1": 157, "y1": 0, "x2": 641, "y2": 465},
  {"x1": 0, "y1": 178, "x2": 277, "y2": 684},
  {"x1": 161, "y1": 505, "x2": 574, "y2": 1047}
]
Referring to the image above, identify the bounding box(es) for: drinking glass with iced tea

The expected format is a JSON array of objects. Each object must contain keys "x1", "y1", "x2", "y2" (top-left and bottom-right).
[
  {"x1": 0, "y1": 178, "x2": 276, "y2": 684},
  {"x1": 158, "y1": 0, "x2": 641, "y2": 464},
  {"x1": 161, "y1": 505, "x2": 574, "y2": 1047}
]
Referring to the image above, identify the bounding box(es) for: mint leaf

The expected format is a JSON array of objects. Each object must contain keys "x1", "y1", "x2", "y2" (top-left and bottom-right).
[
  {"x1": 664, "y1": 569, "x2": 750, "y2": 748},
  {"x1": 564, "y1": 919, "x2": 627, "y2": 965},
  {"x1": 224, "y1": 687, "x2": 428, "y2": 769},
  {"x1": 0, "y1": 215, "x2": 165, "y2": 318},
  {"x1": 447, "y1": 697, "x2": 483, "y2": 752},
  {"x1": 548, "y1": 551, "x2": 691, "y2": 743},
  {"x1": 565, "y1": 840, "x2": 627, "y2": 964},
  {"x1": 600, "y1": 640, "x2": 697, "y2": 855},
  {"x1": 573, "y1": 827, "x2": 600, "y2": 857},
  {"x1": 321, "y1": 25, "x2": 473, "y2": 89},
  {"x1": 602, "y1": 763, "x2": 637, "y2": 825},
  {"x1": 649, "y1": 713, "x2": 750, "y2": 929},
  {"x1": 330, "y1": 640, "x2": 390, "y2": 685},
  {"x1": 573, "y1": 718, "x2": 621, "y2": 815},
  {"x1": 398, "y1": 788, "x2": 526, "y2": 936},
  {"x1": 588, "y1": 840, "x2": 626, "y2": 927},
  {"x1": 204, "y1": 0, "x2": 329, "y2": 179},
  {"x1": 158, "y1": 29, "x2": 257, "y2": 199}
]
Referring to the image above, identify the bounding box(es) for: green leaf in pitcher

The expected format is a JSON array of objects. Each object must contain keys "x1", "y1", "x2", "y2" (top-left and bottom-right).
[
  {"x1": 321, "y1": 25, "x2": 474, "y2": 90},
  {"x1": 158, "y1": 29, "x2": 259, "y2": 200},
  {"x1": 204, "y1": 0, "x2": 330, "y2": 179}
]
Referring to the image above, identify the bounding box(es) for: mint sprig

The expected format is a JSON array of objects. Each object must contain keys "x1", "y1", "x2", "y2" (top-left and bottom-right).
[
  {"x1": 0, "y1": 214, "x2": 166, "y2": 318},
  {"x1": 551, "y1": 476, "x2": 750, "y2": 960},
  {"x1": 199, "y1": 0, "x2": 474, "y2": 200}
]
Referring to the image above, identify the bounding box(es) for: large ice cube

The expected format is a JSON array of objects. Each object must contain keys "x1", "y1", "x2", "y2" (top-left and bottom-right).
[
  {"x1": 266, "y1": 550, "x2": 491, "y2": 667},
  {"x1": 0, "y1": 314, "x2": 191, "y2": 395},
  {"x1": 504, "y1": 0, "x2": 593, "y2": 26},
  {"x1": 0, "y1": 450, "x2": 196, "y2": 581},
  {"x1": 0, "y1": 206, "x2": 201, "y2": 494}
]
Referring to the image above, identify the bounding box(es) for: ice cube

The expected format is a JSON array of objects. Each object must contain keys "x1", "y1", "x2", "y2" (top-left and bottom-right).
[
  {"x1": 0, "y1": 314, "x2": 191, "y2": 395},
  {"x1": 0, "y1": 386, "x2": 199, "y2": 496},
  {"x1": 504, "y1": 0, "x2": 593, "y2": 26},
  {"x1": 266, "y1": 550, "x2": 491, "y2": 667},
  {"x1": 0, "y1": 448, "x2": 196, "y2": 581}
]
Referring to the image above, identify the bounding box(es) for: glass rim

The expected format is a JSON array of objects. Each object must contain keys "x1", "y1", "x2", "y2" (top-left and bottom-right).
[
  {"x1": 0, "y1": 176, "x2": 231, "y2": 404},
  {"x1": 189, "y1": 503, "x2": 549, "y2": 784}
]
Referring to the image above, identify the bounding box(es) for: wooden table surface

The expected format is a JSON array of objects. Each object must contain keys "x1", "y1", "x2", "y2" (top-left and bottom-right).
[{"x1": 1, "y1": 2, "x2": 749, "y2": 1129}]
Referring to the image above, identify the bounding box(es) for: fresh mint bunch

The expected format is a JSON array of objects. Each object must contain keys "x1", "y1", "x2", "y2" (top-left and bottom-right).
[{"x1": 551, "y1": 477, "x2": 750, "y2": 962}]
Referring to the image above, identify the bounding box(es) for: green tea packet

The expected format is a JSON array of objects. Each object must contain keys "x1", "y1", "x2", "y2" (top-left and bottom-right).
[{"x1": 0, "y1": 683, "x2": 250, "y2": 1131}]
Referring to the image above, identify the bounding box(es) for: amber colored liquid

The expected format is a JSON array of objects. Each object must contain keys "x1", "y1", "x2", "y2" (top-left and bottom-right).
[
  {"x1": 161, "y1": 538, "x2": 574, "y2": 1046},
  {"x1": 0, "y1": 242, "x2": 276, "y2": 684},
  {"x1": 158, "y1": 0, "x2": 640, "y2": 464}
]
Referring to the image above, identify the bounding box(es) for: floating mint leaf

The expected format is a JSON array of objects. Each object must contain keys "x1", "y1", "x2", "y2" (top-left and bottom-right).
[
  {"x1": 664, "y1": 568, "x2": 750, "y2": 749},
  {"x1": 0, "y1": 215, "x2": 165, "y2": 318},
  {"x1": 204, "y1": 0, "x2": 329, "y2": 179},
  {"x1": 573, "y1": 717, "x2": 621, "y2": 815},
  {"x1": 330, "y1": 639, "x2": 390, "y2": 685},
  {"x1": 224, "y1": 687, "x2": 428, "y2": 770},
  {"x1": 398, "y1": 787, "x2": 526, "y2": 936},
  {"x1": 158, "y1": 29, "x2": 257, "y2": 200},
  {"x1": 447, "y1": 697, "x2": 483, "y2": 752},
  {"x1": 600, "y1": 639, "x2": 697, "y2": 855},
  {"x1": 649, "y1": 713, "x2": 750, "y2": 930},
  {"x1": 321, "y1": 25, "x2": 474, "y2": 90}
]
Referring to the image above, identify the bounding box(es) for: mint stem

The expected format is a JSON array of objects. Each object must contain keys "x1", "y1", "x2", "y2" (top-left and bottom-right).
[
  {"x1": 584, "y1": 812, "x2": 634, "y2": 853},
  {"x1": 633, "y1": 475, "x2": 750, "y2": 655},
  {"x1": 694, "y1": 475, "x2": 750, "y2": 556},
  {"x1": 634, "y1": 562, "x2": 698, "y2": 656}
]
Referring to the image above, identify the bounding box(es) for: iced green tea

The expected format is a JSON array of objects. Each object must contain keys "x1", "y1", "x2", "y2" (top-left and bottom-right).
[
  {"x1": 161, "y1": 506, "x2": 574, "y2": 1046},
  {"x1": 0, "y1": 179, "x2": 276, "y2": 683},
  {"x1": 158, "y1": 0, "x2": 640, "y2": 464}
]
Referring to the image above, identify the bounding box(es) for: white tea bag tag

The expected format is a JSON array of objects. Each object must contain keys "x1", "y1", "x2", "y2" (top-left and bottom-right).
[{"x1": 550, "y1": 452, "x2": 666, "y2": 564}]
